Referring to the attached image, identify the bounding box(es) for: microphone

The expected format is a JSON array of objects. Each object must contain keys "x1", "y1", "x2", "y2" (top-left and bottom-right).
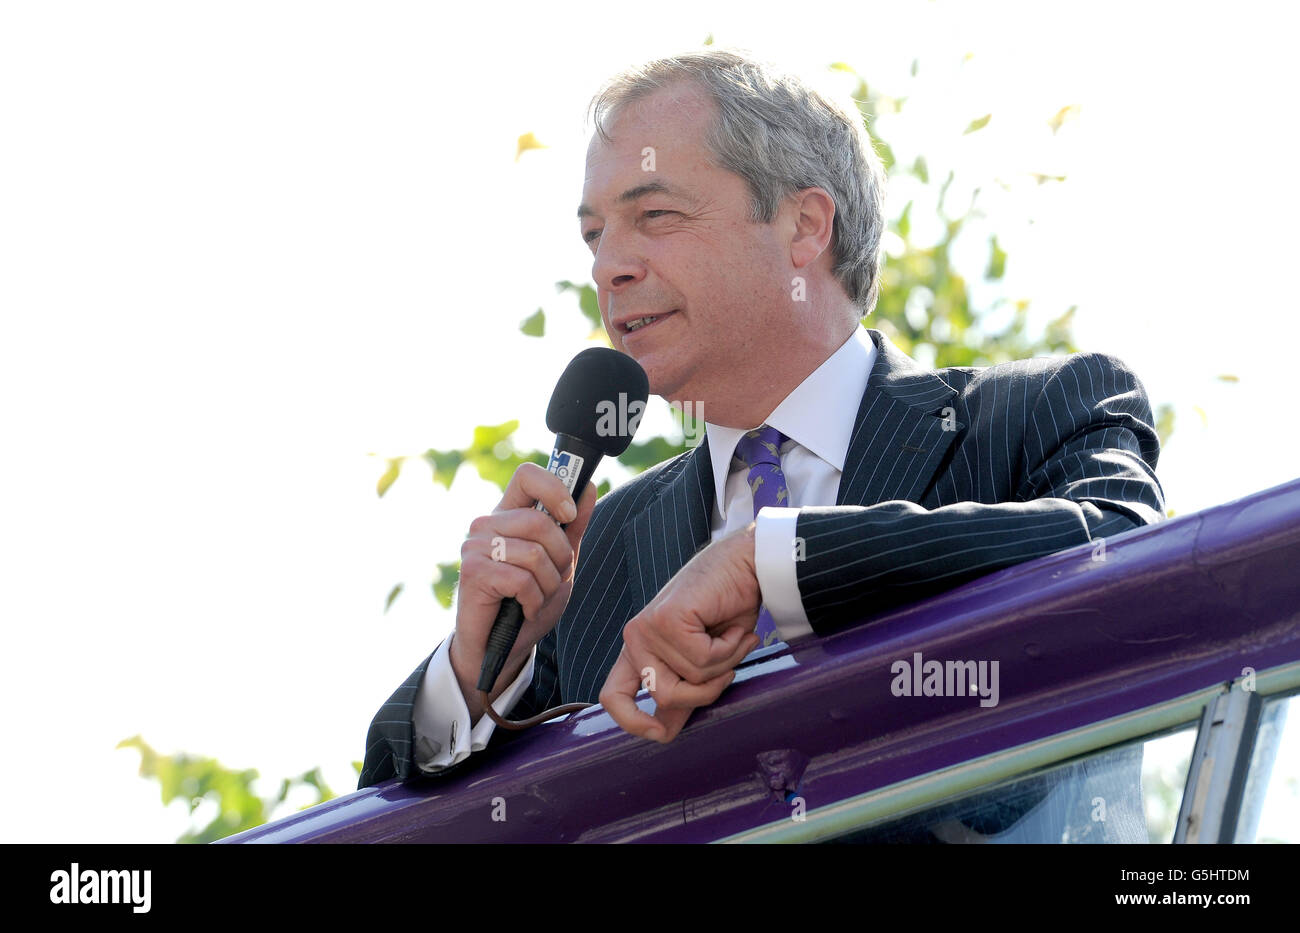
[{"x1": 476, "y1": 347, "x2": 649, "y2": 694}]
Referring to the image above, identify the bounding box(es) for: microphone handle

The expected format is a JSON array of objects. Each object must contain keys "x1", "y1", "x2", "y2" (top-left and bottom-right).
[{"x1": 476, "y1": 433, "x2": 607, "y2": 694}]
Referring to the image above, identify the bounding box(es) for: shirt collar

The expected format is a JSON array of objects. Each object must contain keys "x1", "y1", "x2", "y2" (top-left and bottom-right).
[{"x1": 704, "y1": 325, "x2": 878, "y2": 521}]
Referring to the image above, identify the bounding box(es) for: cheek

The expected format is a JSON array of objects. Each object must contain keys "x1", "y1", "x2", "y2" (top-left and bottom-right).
[{"x1": 720, "y1": 224, "x2": 784, "y2": 278}]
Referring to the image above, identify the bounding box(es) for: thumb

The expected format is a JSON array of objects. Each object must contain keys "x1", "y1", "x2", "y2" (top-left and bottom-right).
[
  {"x1": 707, "y1": 623, "x2": 750, "y2": 662},
  {"x1": 562, "y1": 482, "x2": 599, "y2": 556}
]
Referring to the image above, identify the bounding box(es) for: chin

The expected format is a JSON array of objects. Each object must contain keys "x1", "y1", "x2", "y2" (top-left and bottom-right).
[
  {"x1": 645, "y1": 376, "x2": 677, "y2": 402},
  {"x1": 632, "y1": 358, "x2": 677, "y2": 400}
]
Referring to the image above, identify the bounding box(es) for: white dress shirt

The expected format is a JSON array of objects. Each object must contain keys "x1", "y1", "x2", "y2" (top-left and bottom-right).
[{"x1": 412, "y1": 326, "x2": 878, "y2": 772}]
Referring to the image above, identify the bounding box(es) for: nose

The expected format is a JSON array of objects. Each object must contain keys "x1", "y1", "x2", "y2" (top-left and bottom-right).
[{"x1": 590, "y1": 227, "x2": 646, "y2": 295}]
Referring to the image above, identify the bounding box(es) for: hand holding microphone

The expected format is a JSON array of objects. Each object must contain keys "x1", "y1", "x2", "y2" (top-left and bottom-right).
[{"x1": 448, "y1": 348, "x2": 648, "y2": 725}]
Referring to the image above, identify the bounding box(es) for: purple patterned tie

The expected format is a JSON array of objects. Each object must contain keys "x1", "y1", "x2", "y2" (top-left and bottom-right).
[{"x1": 734, "y1": 425, "x2": 790, "y2": 648}]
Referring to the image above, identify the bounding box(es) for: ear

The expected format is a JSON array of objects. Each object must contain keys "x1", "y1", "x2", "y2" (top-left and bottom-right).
[{"x1": 786, "y1": 187, "x2": 836, "y2": 270}]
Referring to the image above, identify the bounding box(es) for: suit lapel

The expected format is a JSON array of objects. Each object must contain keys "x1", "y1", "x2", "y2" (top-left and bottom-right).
[
  {"x1": 623, "y1": 440, "x2": 715, "y2": 611},
  {"x1": 837, "y1": 329, "x2": 963, "y2": 507}
]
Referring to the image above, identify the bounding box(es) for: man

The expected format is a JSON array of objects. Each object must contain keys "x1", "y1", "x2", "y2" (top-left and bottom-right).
[{"x1": 359, "y1": 51, "x2": 1164, "y2": 840}]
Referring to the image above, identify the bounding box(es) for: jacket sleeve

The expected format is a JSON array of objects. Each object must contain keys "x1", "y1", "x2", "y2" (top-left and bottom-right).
[
  {"x1": 793, "y1": 352, "x2": 1166, "y2": 634},
  {"x1": 356, "y1": 627, "x2": 563, "y2": 789}
]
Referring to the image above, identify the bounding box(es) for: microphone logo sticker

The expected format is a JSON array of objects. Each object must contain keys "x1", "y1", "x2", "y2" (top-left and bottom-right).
[{"x1": 547, "y1": 450, "x2": 585, "y2": 495}]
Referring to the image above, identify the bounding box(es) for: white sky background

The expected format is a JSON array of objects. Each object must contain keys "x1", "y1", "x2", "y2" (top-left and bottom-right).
[{"x1": 2, "y1": 0, "x2": 1298, "y2": 842}]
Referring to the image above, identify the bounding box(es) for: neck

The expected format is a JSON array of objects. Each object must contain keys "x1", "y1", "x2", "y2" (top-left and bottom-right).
[{"x1": 682, "y1": 313, "x2": 861, "y2": 428}]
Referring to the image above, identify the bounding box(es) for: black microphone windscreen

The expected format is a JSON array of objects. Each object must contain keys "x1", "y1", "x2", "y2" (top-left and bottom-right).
[{"x1": 546, "y1": 347, "x2": 649, "y2": 456}]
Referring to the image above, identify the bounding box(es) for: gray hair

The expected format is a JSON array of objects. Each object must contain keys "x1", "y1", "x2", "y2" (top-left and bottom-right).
[{"x1": 588, "y1": 49, "x2": 887, "y2": 313}]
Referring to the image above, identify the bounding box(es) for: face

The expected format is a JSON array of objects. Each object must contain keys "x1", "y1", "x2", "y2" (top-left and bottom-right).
[{"x1": 578, "y1": 83, "x2": 794, "y2": 411}]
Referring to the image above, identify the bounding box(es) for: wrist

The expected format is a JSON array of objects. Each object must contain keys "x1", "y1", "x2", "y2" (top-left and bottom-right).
[
  {"x1": 452, "y1": 629, "x2": 529, "y2": 703},
  {"x1": 448, "y1": 632, "x2": 485, "y2": 711},
  {"x1": 739, "y1": 520, "x2": 758, "y2": 574}
]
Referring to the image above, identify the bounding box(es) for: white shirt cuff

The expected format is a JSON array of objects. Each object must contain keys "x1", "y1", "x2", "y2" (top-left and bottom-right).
[
  {"x1": 411, "y1": 632, "x2": 537, "y2": 773},
  {"x1": 754, "y1": 506, "x2": 814, "y2": 641}
]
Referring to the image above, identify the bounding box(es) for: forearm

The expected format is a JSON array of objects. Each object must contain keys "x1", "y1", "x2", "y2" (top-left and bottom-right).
[{"x1": 793, "y1": 496, "x2": 1148, "y2": 634}]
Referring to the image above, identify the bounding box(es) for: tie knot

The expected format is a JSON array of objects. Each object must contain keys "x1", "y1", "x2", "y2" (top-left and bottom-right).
[{"x1": 734, "y1": 425, "x2": 787, "y2": 471}]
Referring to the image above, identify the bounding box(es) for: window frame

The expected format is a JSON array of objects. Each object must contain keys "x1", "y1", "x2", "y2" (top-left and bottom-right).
[{"x1": 717, "y1": 659, "x2": 1300, "y2": 844}]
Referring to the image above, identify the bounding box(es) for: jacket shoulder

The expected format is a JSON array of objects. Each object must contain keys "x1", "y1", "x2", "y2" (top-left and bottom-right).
[{"x1": 938, "y1": 350, "x2": 1149, "y2": 405}]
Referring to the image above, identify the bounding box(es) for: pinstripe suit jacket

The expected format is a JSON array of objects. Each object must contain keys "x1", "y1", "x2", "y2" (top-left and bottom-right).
[{"x1": 359, "y1": 327, "x2": 1164, "y2": 787}]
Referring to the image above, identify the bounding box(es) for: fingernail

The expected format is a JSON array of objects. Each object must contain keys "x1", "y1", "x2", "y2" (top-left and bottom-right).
[{"x1": 562, "y1": 498, "x2": 577, "y2": 521}]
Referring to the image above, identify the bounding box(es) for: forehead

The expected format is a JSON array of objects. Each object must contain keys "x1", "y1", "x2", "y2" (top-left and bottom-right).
[{"x1": 582, "y1": 82, "x2": 717, "y2": 200}]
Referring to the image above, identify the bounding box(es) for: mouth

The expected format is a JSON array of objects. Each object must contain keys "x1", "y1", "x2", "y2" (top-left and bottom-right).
[{"x1": 620, "y1": 310, "x2": 678, "y2": 337}]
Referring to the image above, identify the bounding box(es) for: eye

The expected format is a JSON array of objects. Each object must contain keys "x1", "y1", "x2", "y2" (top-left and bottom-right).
[
  {"x1": 643, "y1": 210, "x2": 676, "y2": 219},
  {"x1": 582, "y1": 228, "x2": 601, "y2": 244}
]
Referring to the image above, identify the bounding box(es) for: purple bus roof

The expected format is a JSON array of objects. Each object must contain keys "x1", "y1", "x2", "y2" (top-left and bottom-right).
[{"x1": 223, "y1": 477, "x2": 1300, "y2": 843}]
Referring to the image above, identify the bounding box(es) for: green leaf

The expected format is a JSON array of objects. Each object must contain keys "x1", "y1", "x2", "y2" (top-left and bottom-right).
[
  {"x1": 432, "y1": 561, "x2": 460, "y2": 609},
  {"x1": 556, "y1": 280, "x2": 602, "y2": 331},
  {"x1": 986, "y1": 235, "x2": 1007, "y2": 280},
  {"x1": 852, "y1": 80, "x2": 870, "y2": 116},
  {"x1": 877, "y1": 95, "x2": 906, "y2": 115},
  {"x1": 937, "y1": 170, "x2": 956, "y2": 214},
  {"x1": 295, "y1": 767, "x2": 335, "y2": 807},
  {"x1": 471, "y1": 420, "x2": 521, "y2": 451},
  {"x1": 1044, "y1": 306, "x2": 1078, "y2": 349},
  {"x1": 423, "y1": 422, "x2": 551, "y2": 497},
  {"x1": 910, "y1": 58, "x2": 919, "y2": 77},
  {"x1": 421, "y1": 449, "x2": 465, "y2": 490},
  {"x1": 1215, "y1": 373, "x2": 1240, "y2": 383},
  {"x1": 519, "y1": 308, "x2": 545, "y2": 337},
  {"x1": 376, "y1": 457, "x2": 404, "y2": 498},
  {"x1": 963, "y1": 113, "x2": 992, "y2": 135},
  {"x1": 894, "y1": 200, "x2": 913, "y2": 240},
  {"x1": 466, "y1": 422, "x2": 549, "y2": 491},
  {"x1": 1154, "y1": 403, "x2": 1176, "y2": 449},
  {"x1": 911, "y1": 156, "x2": 929, "y2": 184},
  {"x1": 876, "y1": 139, "x2": 895, "y2": 173},
  {"x1": 384, "y1": 583, "x2": 403, "y2": 613},
  {"x1": 118, "y1": 735, "x2": 333, "y2": 844}
]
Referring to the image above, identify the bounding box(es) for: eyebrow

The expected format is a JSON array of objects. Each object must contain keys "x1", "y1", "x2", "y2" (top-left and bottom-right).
[{"x1": 576, "y1": 181, "x2": 686, "y2": 220}]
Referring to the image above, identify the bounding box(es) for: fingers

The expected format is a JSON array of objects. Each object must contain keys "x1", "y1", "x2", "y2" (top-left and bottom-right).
[
  {"x1": 458, "y1": 548, "x2": 551, "y2": 621},
  {"x1": 600, "y1": 652, "x2": 736, "y2": 744},
  {"x1": 600, "y1": 650, "x2": 670, "y2": 742},
  {"x1": 454, "y1": 464, "x2": 602, "y2": 676},
  {"x1": 636, "y1": 616, "x2": 760, "y2": 685},
  {"x1": 600, "y1": 510, "x2": 764, "y2": 744},
  {"x1": 467, "y1": 509, "x2": 574, "y2": 578},
  {"x1": 708, "y1": 623, "x2": 761, "y2": 668},
  {"x1": 497, "y1": 461, "x2": 577, "y2": 520},
  {"x1": 623, "y1": 629, "x2": 752, "y2": 712},
  {"x1": 647, "y1": 705, "x2": 693, "y2": 744}
]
